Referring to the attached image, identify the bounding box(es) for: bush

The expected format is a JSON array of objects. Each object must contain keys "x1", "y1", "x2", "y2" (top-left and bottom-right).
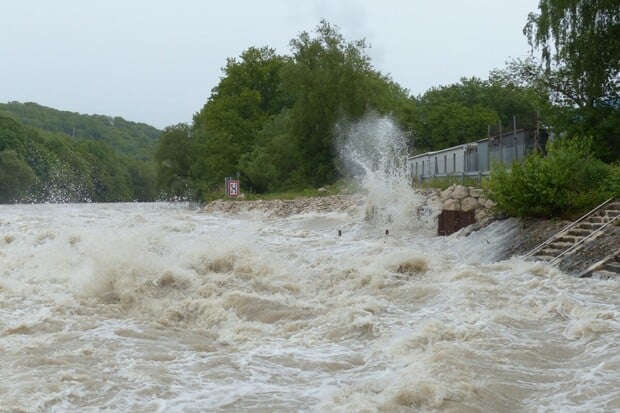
[{"x1": 486, "y1": 137, "x2": 618, "y2": 218}]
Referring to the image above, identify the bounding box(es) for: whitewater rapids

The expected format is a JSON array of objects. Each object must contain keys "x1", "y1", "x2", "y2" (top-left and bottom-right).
[{"x1": 0, "y1": 201, "x2": 618, "y2": 412}]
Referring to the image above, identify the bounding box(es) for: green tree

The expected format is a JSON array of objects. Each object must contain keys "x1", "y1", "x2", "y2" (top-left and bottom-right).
[
  {"x1": 77, "y1": 140, "x2": 132, "y2": 202},
  {"x1": 0, "y1": 101, "x2": 161, "y2": 160},
  {"x1": 524, "y1": 0, "x2": 620, "y2": 160},
  {"x1": 525, "y1": 0, "x2": 619, "y2": 109},
  {"x1": 0, "y1": 150, "x2": 36, "y2": 202},
  {"x1": 155, "y1": 123, "x2": 195, "y2": 198},
  {"x1": 126, "y1": 159, "x2": 157, "y2": 201},
  {"x1": 284, "y1": 20, "x2": 408, "y2": 186},
  {"x1": 406, "y1": 77, "x2": 541, "y2": 152},
  {"x1": 238, "y1": 110, "x2": 302, "y2": 193},
  {"x1": 0, "y1": 113, "x2": 156, "y2": 203},
  {"x1": 191, "y1": 47, "x2": 290, "y2": 194}
]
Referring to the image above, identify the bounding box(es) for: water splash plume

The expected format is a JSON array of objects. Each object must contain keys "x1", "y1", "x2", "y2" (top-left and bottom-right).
[{"x1": 335, "y1": 111, "x2": 437, "y2": 231}]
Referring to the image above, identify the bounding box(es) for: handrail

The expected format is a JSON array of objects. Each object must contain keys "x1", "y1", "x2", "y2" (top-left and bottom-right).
[
  {"x1": 550, "y1": 213, "x2": 620, "y2": 265},
  {"x1": 577, "y1": 247, "x2": 620, "y2": 278},
  {"x1": 524, "y1": 197, "x2": 614, "y2": 259}
]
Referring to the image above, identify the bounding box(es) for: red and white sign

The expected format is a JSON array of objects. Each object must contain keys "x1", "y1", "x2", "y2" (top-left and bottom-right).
[{"x1": 227, "y1": 180, "x2": 240, "y2": 197}]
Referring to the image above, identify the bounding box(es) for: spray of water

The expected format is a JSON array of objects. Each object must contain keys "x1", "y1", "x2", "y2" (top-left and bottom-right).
[{"x1": 335, "y1": 111, "x2": 438, "y2": 231}]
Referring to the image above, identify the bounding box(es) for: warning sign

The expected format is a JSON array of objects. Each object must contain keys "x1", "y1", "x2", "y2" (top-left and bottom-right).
[{"x1": 226, "y1": 179, "x2": 240, "y2": 197}]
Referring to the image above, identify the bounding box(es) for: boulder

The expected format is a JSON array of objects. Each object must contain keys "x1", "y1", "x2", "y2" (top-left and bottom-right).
[
  {"x1": 451, "y1": 185, "x2": 469, "y2": 200},
  {"x1": 440, "y1": 187, "x2": 454, "y2": 201},
  {"x1": 461, "y1": 197, "x2": 479, "y2": 212},
  {"x1": 443, "y1": 198, "x2": 461, "y2": 211},
  {"x1": 484, "y1": 199, "x2": 496, "y2": 209}
]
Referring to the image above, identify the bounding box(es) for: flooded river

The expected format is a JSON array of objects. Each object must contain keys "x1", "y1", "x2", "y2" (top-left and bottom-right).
[
  {"x1": 1, "y1": 200, "x2": 619, "y2": 412},
  {"x1": 1, "y1": 114, "x2": 619, "y2": 412}
]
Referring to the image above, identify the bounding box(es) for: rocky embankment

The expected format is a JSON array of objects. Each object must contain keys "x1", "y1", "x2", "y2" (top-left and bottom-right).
[
  {"x1": 421, "y1": 184, "x2": 496, "y2": 222},
  {"x1": 202, "y1": 194, "x2": 365, "y2": 217},
  {"x1": 203, "y1": 188, "x2": 619, "y2": 276},
  {"x1": 427, "y1": 185, "x2": 619, "y2": 274}
]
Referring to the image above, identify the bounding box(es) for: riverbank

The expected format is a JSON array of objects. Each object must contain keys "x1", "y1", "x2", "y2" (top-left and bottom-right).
[{"x1": 203, "y1": 190, "x2": 619, "y2": 276}]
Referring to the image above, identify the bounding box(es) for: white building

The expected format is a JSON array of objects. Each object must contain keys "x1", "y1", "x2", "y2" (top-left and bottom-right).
[{"x1": 407, "y1": 129, "x2": 539, "y2": 181}]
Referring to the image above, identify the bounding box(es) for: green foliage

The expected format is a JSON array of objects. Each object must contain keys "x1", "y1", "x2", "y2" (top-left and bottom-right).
[
  {"x1": 178, "y1": 20, "x2": 411, "y2": 199},
  {"x1": 523, "y1": 1, "x2": 620, "y2": 161},
  {"x1": 0, "y1": 101, "x2": 161, "y2": 160},
  {"x1": 284, "y1": 20, "x2": 409, "y2": 186},
  {"x1": 524, "y1": 0, "x2": 619, "y2": 109},
  {"x1": 239, "y1": 111, "x2": 303, "y2": 193},
  {"x1": 190, "y1": 47, "x2": 290, "y2": 194},
  {"x1": 0, "y1": 114, "x2": 156, "y2": 203},
  {"x1": 486, "y1": 137, "x2": 618, "y2": 218},
  {"x1": 155, "y1": 123, "x2": 195, "y2": 199},
  {"x1": 0, "y1": 150, "x2": 36, "y2": 202},
  {"x1": 405, "y1": 77, "x2": 543, "y2": 152}
]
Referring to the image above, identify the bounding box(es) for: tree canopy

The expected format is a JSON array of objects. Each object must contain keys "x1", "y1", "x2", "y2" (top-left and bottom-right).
[
  {"x1": 0, "y1": 101, "x2": 161, "y2": 160},
  {"x1": 525, "y1": 0, "x2": 619, "y2": 109},
  {"x1": 0, "y1": 114, "x2": 156, "y2": 202},
  {"x1": 162, "y1": 21, "x2": 413, "y2": 198},
  {"x1": 153, "y1": 20, "x2": 559, "y2": 200},
  {"x1": 524, "y1": 0, "x2": 620, "y2": 159}
]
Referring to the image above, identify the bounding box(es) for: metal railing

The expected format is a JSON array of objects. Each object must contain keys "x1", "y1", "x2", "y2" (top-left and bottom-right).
[
  {"x1": 524, "y1": 197, "x2": 614, "y2": 259},
  {"x1": 578, "y1": 247, "x2": 620, "y2": 278},
  {"x1": 550, "y1": 213, "x2": 620, "y2": 265}
]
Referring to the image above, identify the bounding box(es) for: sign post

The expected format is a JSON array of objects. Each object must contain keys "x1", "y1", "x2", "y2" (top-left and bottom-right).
[{"x1": 225, "y1": 177, "x2": 240, "y2": 197}]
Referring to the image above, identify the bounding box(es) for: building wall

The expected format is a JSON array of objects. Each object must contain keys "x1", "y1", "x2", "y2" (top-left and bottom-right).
[{"x1": 407, "y1": 129, "x2": 537, "y2": 181}]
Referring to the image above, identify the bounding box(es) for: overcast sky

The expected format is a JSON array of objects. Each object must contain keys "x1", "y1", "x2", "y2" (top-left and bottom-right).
[{"x1": 2, "y1": 0, "x2": 540, "y2": 129}]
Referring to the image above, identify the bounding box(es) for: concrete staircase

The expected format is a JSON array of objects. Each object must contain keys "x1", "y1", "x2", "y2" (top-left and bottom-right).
[
  {"x1": 578, "y1": 247, "x2": 620, "y2": 279},
  {"x1": 525, "y1": 198, "x2": 620, "y2": 275}
]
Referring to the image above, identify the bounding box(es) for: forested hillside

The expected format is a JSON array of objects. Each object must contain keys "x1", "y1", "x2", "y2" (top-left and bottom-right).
[
  {"x1": 0, "y1": 101, "x2": 161, "y2": 160},
  {"x1": 0, "y1": 115, "x2": 156, "y2": 203}
]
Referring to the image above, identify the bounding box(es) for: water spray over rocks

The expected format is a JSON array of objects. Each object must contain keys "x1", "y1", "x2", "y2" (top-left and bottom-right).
[{"x1": 335, "y1": 112, "x2": 438, "y2": 232}]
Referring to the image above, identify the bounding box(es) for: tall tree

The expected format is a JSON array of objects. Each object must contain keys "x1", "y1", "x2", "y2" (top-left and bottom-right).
[
  {"x1": 155, "y1": 123, "x2": 195, "y2": 198},
  {"x1": 525, "y1": 0, "x2": 619, "y2": 109},
  {"x1": 191, "y1": 47, "x2": 290, "y2": 194},
  {"x1": 405, "y1": 77, "x2": 541, "y2": 152},
  {"x1": 285, "y1": 20, "x2": 408, "y2": 186},
  {"x1": 0, "y1": 150, "x2": 36, "y2": 202},
  {"x1": 524, "y1": 0, "x2": 620, "y2": 160}
]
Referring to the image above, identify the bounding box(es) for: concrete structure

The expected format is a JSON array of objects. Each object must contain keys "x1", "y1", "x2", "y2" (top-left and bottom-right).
[{"x1": 407, "y1": 128, "x2": 540, "y2": 181}]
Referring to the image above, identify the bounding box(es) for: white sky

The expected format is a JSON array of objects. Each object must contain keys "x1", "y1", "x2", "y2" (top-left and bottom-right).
[{"x1": 1, "y1": 0, "x2": 540, "y2": 129}]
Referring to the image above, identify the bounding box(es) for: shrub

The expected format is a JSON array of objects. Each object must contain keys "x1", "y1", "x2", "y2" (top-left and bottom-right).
[{"x1": 486, "y1": 136, "x2": 618, "y2": 218}]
